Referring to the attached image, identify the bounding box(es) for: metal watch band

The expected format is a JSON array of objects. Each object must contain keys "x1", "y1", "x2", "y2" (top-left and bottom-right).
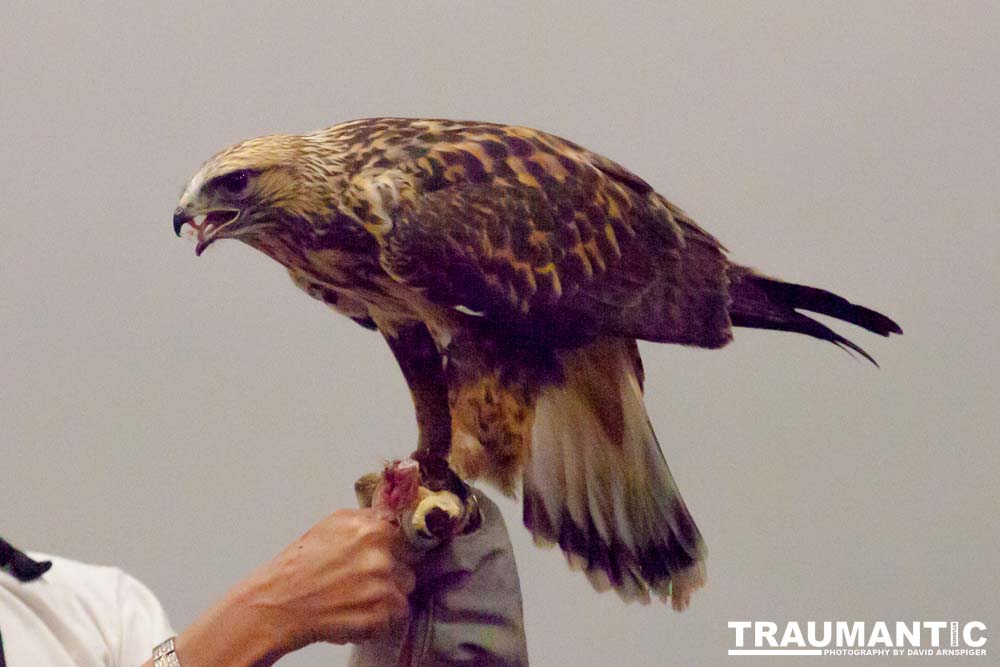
[{"x1": 152, "y1": 637, "x2": 181, "y2": 667}]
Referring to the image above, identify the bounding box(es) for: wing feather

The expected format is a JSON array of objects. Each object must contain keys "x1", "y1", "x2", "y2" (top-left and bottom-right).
[{"x1": 375, "y1": 124, "x2": 733, "y2": 347}]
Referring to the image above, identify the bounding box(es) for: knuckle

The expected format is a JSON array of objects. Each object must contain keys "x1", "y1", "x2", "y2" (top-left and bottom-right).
[
  {"x1": 363, "y1": 549, "x2": 395, "y2": 576},
  {"x1": 372, "y1": 581, "x2": 398, "y2": 605},
  {"x1": 355, "y1": 517, "x2": 384, "y2": 540},
  {"x1": 327, "y1": 508, "x2": 355, "y2": 527}
]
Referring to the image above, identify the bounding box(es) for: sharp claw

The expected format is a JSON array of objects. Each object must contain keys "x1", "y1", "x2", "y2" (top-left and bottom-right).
[
  {"x1": 460, "y1": 489, "x2": 482, "y2": 534},
  {"x1": 365, "y1": 458, "x2": 480, "y2": 547},
  {"x1": 412, "y1": 489, "x2": 463, "y2": 531},
  {"x1": 405, "y1": 484, "x2": 480, "y2": 547}
]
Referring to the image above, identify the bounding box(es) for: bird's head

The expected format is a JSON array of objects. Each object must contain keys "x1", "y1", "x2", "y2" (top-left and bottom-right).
[{"x1": 174, "y1": 134, "x2": 333, "y2": 255}]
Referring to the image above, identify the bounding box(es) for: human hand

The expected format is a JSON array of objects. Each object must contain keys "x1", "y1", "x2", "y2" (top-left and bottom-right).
[
  {"x1": 247, "y1": 508, "x2": 416, "y2": 651},
  {"x1": 167, "y1": 508, "x2": 415, "y2": 667}
]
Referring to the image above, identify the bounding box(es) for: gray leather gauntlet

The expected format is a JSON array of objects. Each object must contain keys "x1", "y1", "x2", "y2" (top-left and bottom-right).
[{"x1": 350, "y1": 489, "x2": 528, "y2": 666}]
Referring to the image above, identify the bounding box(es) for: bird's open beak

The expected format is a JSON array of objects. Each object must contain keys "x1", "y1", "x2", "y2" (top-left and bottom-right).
[{"x1": 173, "y1": 208, "x2": 241, "y2": 256}]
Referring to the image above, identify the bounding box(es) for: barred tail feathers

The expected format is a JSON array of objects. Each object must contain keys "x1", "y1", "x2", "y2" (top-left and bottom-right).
[{"x1": 522, "y1": 337, "x2": 706, "y2": 609}]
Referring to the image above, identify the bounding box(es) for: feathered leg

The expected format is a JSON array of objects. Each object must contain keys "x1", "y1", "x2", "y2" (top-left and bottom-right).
[
  {"x1": 381, "y1": 323, "x2": 452, "y2": 462},
  {"x1": 373, "y1": 322, "x2": 477, "y2": 541}
]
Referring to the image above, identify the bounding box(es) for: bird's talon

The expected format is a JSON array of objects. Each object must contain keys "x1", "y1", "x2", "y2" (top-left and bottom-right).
[
  {"x1": 420, "y1": 507, "x2": 453, "y2": 540},
  {"x1": 460, "y1": 489, "x2": 482, "y2": 534},
  {"x1": 410, "y1": 488, "x2": 464, "y2": 537},
  {"x1": 361, "y1": 459, "x2": 478, "y2": 547}
]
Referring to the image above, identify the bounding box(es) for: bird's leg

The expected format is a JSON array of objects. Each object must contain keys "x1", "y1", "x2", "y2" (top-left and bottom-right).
[
  {"x1": 373, "y1": 323, "x2": 478, "y2": 543},
  {"x1": 382, "y1": 323, "x2": 452, "y2": 462}
]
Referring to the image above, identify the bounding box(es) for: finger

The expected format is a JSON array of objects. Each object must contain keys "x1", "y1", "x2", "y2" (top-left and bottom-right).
[
  {"x1": 392, "y1": 563, "x2": 416, "y2": 595},
  {"x1": 385, "y1": 589, "x2": 411, "y2": 623},
  {"x1": 353, "y1": 591, "x2": 409, "y2": 642},
  {"x1": 354, "y1": 510, "x2": 401, "y2": 544},
  {"x1": 385, "y1": 524, "x2": 423, "y2": 564}
]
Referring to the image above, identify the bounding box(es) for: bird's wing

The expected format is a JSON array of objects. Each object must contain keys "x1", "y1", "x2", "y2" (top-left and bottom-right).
[{"x1": 376, "y1": 131, "x2": 733, "y2": 347}]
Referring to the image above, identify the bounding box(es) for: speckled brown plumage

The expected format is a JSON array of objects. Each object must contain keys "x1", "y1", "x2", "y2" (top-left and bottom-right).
[{"x1": 175, "y1": 117, "x2": 901, "y2": 607}]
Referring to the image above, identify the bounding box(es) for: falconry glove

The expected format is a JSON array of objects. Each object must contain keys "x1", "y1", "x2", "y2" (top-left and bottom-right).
[{"x1": 350, "y1": 485, "x2": 528, "y2": 667}]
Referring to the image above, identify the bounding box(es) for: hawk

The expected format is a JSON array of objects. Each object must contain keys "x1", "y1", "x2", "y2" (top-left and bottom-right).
[{"x1": 174, "y1": 118, "x2": 901, "y2": 609}]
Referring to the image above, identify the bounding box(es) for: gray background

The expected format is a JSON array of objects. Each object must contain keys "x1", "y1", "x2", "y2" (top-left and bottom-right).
[{"x1": 2, "y1": 2, "x2": 998, "y2": 665}]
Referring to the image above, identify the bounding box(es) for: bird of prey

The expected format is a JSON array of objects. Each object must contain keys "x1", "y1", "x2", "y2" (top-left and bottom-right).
[{"x1": 174, "y1": 118, "x2": 901, "y2": 609}]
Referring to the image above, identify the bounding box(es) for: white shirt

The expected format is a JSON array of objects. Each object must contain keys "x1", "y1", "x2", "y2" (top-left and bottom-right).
[{"x1": 0, "y1": 554, "x2": 173, "y2": 667}]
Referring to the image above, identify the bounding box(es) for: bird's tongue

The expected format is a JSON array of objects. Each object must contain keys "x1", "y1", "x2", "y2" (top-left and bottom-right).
[
  {"x1": 194, "y1": 220, "x2": 216, "y2": 256},
  {"x1": 179, "y1": 211, "x2": 236, "y2": 256}
]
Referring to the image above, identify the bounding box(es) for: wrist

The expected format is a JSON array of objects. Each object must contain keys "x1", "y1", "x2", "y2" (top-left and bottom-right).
[{"x1": 173, "y1": 574, "x2": 291, "y2": 667}]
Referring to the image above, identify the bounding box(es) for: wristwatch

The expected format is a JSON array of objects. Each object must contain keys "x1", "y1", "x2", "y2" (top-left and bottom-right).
[{"x1": 152, "y1": 637, "x2": 181, "y2": 667}]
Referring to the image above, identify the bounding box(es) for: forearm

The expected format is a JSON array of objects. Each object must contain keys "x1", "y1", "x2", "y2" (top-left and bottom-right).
[
  {"x1": 138, "y1": 509, "x2": 412, "y2": 666},
  {"x1": 140, "y1": 575, "x2": 290, "y2": 667}
]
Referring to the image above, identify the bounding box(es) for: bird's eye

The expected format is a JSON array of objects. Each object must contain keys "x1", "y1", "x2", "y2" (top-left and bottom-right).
[{"x1": 214, "y1": 169, "x2": 253, "y2": 195}]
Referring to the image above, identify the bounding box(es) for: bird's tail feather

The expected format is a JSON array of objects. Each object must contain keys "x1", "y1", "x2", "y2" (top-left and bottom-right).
[
  {"x1": 522, "y1": 337, "x2": 706, "y2": 609},
  {"x1": 727, "y1": 265, "x2": 902, "y2": 365}
]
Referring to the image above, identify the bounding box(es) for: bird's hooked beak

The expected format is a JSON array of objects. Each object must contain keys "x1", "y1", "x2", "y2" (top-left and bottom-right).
[{"x1": 173, "y1": 206, "x2": 241, "y2": 256}]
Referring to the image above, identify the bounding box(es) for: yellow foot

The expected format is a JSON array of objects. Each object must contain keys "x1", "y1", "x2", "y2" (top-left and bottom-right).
[
  {"x1": 356, "y1": 460, "x2": 481, "y2": 549},
  {"x1": 413, "y1": 488, "x2": 463, "y2": 536},
  {"x1": 401, "y1": 485, "x2": 481, "y2": 549}
]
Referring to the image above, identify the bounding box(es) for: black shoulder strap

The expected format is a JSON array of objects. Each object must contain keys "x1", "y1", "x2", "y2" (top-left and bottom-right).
[
  {"x1": 0, "y1": 538, "x2": 54, "y2": 667},
  {"x1": 0, "y1": 537, "x2": 52, "y2": 583}
]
